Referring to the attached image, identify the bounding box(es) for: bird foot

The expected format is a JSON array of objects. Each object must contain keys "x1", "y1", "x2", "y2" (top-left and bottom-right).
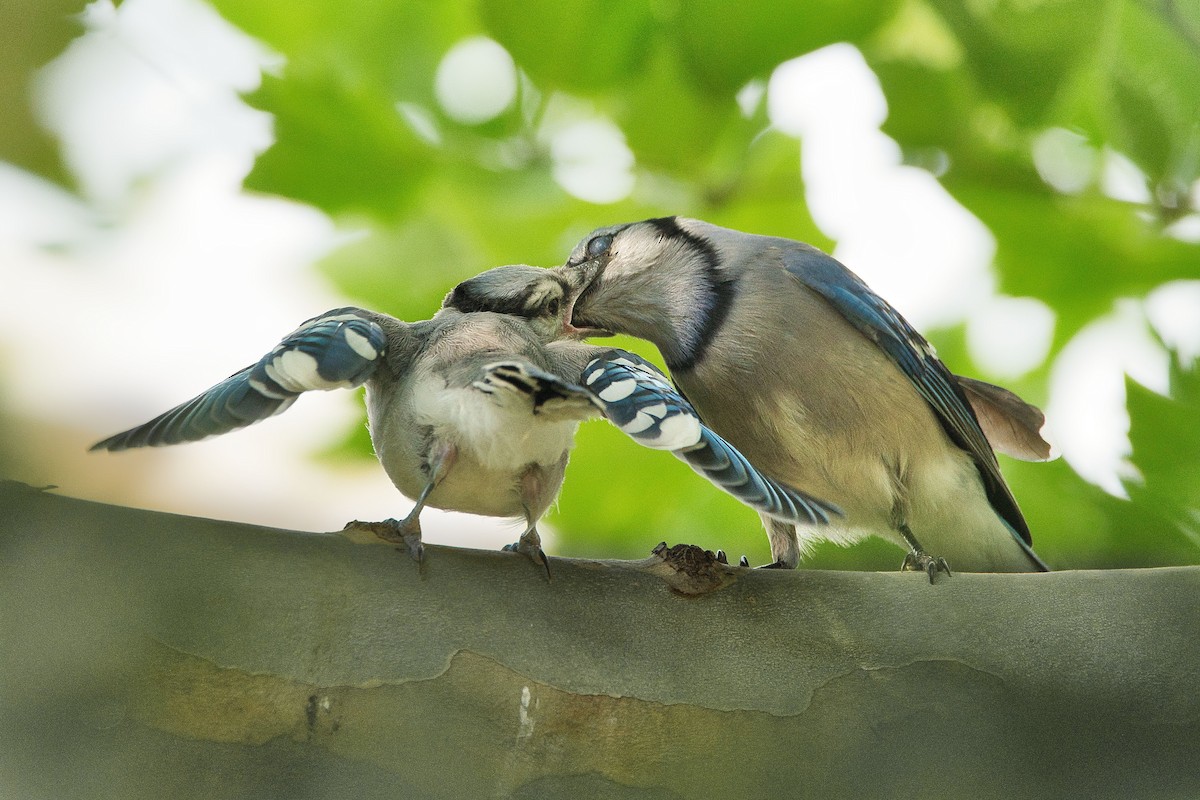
[
  {"x1": 646, "y1": 542, "x2": 740, "y2": 595},
  {"x1": 502, "y1": 536, "x2": 552, "y2": 580},
  {"x1": 709, "y1": 551, "x2": 785, "y2": 569},
  {"x1": 726, "y1": 554, "x2": 789, "y2": 568},
  {"x1": 901, "y1": 551, "x2": 952, "y2": 583},
  {"x1": 343, "y1": 518, "x2": 424, "y2": 563}
]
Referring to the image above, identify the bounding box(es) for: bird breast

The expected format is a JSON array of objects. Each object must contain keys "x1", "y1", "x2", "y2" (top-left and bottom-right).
[
  {"x1": 365, "y1": 367, "x2": 578, "y2": 519},
  {"x1": 678, "y1": 278, "x2": 957, "y2": 529},
  {"x1": 410, "y1": 374, "x2": 580, "y2": 471}
]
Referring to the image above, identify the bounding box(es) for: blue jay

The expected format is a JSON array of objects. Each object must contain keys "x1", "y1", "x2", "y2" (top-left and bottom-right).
[
  {"x1": 553, "y1": 217, "x2": 1054, "y2": 577},
  {"x1": 92, "y1": 263, "x2": 835, "y2": 575}
]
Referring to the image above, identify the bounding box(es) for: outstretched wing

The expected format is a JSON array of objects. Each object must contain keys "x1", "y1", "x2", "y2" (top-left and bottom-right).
[
  {"x1": 91, "y1": 307, "x2": 388, "y2": 451},
  {"x1": 582, "y1": 349, "x2": 841, "y2": 526}
]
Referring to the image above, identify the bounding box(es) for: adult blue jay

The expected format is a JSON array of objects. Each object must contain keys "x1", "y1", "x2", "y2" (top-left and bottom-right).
[
  {"x1": 554, "y1": 217, "x2": 1054, "y2": 576},
  {"x1": 92, "y1": 263, "x2": 835, "y2": 574}
]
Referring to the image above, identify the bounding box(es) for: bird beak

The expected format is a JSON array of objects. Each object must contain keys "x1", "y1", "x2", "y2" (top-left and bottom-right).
[
  {"x1": 552, "y1": 261, "x2": 611, "y2": 339},
  {"x1": 561, "y1": 298, "x2": 612, "y2": 339}
]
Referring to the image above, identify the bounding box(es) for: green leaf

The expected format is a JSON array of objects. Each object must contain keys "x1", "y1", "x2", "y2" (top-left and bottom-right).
[
  {"x1": 1102, "y1": 1, "x2": 1200, "y2": 189},
  {"x1": 0, "y1": 0, "x2": 88, "y2": 185},
  {"x1": 1126, "y1": 355, "x2": 1200, "y2": 553},
  {"x1": 671, "y1": 0, "x2": 903, "y2": 94},
  {"x1": 705, "y1": 131, "x2": 828, "y2": 247},
  {"x1": 609, "y1": 47, "x2": 740, "y2": 176},
  {"x1": 873, "y1": 60, "x2": 1041, "y2": 193},
  {"x1": 244, "y1": 68, "x2": 433, "y2": 217},
  {"x1": 478, "y1": 0, "x2": 656, "y2": 92},
  {"x1": 951, "y1": 186, "x2": 1200, "y2": 347},
  {"x1": 1002, "y1": 457, "x2": 1190, "y2": 568},
  {"x1": 209, "y1": 0, "x2": 486, "y2": 218},
  {"x1": 887, "y1": 0, "x2": 1200, "y2": 206},
  {"x1": 209, "y1": 0, "x2": 474, "y2": 101},
  {"x1": 925, "y1": 0, "x2": 1108, "y2": 126},
  {"x1": 319, "y1": 213, "x2": 482, "y2": 322}
]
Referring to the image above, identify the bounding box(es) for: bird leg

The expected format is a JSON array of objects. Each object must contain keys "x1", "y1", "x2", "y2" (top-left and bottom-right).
[
  {"x1": 758, "y1": 517, "x2": 800, "y2": 569},
  {"x1": 344, "y1": 443, "x2": 457, "y2": 564},
  {"x1": 502, "y1": 523, "x2": 551, "y2": 580},
  {"x1": 898, "y1": 523, "x2": 951, "y2": 583},
  {"x1": 501, "y1": 466, "x2": 554, "y2": 579}
]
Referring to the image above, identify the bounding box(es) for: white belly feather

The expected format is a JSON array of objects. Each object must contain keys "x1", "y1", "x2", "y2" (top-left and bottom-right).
[
  {"x1": 367, "y1": 373, "x2": 580, "y2": 519},
  {"x1": 410, "y1": 378, "x2": 579, "y2": 472}
]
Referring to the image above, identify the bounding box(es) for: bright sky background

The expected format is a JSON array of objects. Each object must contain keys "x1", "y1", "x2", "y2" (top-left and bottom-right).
[{"x1": 2, "y1": 0, "x2": 1197, "y2": 550}]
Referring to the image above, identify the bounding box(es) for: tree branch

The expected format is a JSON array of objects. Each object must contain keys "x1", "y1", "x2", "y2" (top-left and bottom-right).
[{"x1": 2, "y1": 480, "x2": 1197, "y2": 799}]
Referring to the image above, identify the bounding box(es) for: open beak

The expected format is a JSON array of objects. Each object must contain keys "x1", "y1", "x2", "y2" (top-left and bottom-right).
[
  {"x1": 562, "y1": 283, "x2": 611, "y2": 338},
  {"x1": 554, "y1": 261, "x2": 611, "y2": 339},
  {"x1": 562, "y1": 322, "x2": 612, "y2": 339}
]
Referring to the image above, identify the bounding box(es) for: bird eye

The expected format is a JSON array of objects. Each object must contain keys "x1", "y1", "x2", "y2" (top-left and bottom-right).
[
  {"x1": 586, "y1": 234, "x2": 613, "y2": 259},
  {"x1": 546, "y1": 298, "x2": 561, "y2": 316}
]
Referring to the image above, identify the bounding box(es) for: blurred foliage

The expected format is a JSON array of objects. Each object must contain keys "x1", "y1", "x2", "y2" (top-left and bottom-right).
[
  {"x1": 0, "y1": 0, "x2": 88, "y2": 184},
  {"x1": 1126, "y1": 352, "x2": 1200, "y2": 557},
  {"x1": 15, "y1": 0, "x2": 1200, "y2": 568}
]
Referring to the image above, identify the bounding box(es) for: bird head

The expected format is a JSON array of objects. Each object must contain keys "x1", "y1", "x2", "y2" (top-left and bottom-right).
[
  {"x1": 444, "y1": 263, "x2": 610, "y2": 341},
  {"x1": 562, "y1": 217, "x2": 732, "y2": 369}
]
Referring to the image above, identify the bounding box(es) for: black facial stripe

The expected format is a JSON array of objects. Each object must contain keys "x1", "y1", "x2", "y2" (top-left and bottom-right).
[
  {"x1": 645, "y1": 217, "x2": 720, "y2": 270},
  {"x1": 642, "y1": 218, "x2": 735, "y2": 373},
  {"x1": 646, "y1": 216, "x2": 682, "y2": 237},
  {"x1": 671, "y1": 274, "x2": 737, "y2": 373},
  {"x1": 447, "y1": 285, "x2": 530, "y2": 317}
]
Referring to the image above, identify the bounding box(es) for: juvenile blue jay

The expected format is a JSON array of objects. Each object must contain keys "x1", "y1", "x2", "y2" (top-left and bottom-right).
[
  {"x1": 553, "y1": 217, "x2": 1054, "y2": 576},
  {"x1": 92, "y1": 263, "x2": 835, "y2": 574}
]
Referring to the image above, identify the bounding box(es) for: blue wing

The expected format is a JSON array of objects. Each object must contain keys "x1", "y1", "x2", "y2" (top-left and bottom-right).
[
  {"x1": 91, "y1": 307, "x2": 388, "y2": 451},
  {"x1": 582, "y1": 349, "x2": 841, "y2": 526},
  {"x1": 783, "y1": 246, "x2": 1045, "y2": 565}
]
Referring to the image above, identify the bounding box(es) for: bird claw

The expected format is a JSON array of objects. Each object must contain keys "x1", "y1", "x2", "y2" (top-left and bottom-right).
[
  {"x1": 344, "y1": 518, "x2": 424, "y2": 563},
  {"x1": 646, "y1": 542, "x2": 741, "y2": 595},
  {"x1": 902, "y1": 551, "x2": 952, "y2": 583},
  {"x1": 503, "y1": 537, "x2": 552, "y2": 580},
  {"x1": 656, "y1": 548, "x2": 778, "y2": 570}
]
